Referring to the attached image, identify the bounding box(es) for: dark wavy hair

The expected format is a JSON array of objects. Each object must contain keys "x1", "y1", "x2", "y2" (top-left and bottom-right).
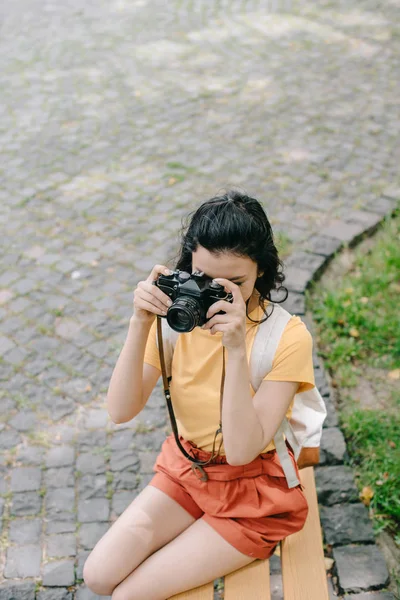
[{"x1": 175, "y1": 190, "x2": 288, "y2": 323}]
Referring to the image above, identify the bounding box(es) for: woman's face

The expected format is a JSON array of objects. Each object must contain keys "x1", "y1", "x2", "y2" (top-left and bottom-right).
[{"x1": 192, "y1": 245, "x2": 259, "y2": 306}]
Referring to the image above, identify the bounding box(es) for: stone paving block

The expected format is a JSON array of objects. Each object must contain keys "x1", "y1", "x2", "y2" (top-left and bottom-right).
[
  {"x1": 8, "y1": 411, "x2": 37, "y2": 432},
  {"x1": 42, "y1": 560, "x2": 75, "y2": 587},
  {"x1": 342, "y1": 210, "x2": 382, "y2": 232},
  {"x1": 46, "y1": 488, "x2": 75, "y2": 518},
  {"x1": 320, "y1": 427, "x2": 347, "y2": 465},
  {"x1": 0, "y1": 582, "x2": 36, "y2": 600},
  {"x1": 78, "y1": 498, "x2": 110, "y2": 523},
  {"x1": 344, "y1": 592, "x2": 395, "y2": 599},
  {"x1": 44, "y1": 466, "x2": 75, "y2": 488},
  {"x1": 279, "y1": 292, "x2": 305, "y2": 315},
  {"x1": 112, "y1": 470, "x2": 140, "y2": 491},
  {"x1": 75, "y1": 586, "x2": 111, "y2": 600},
  {"x1": 109, "y1": 449, "x2": 141, "y2": 472},
  {"x1": 333, "y1": 545, "x2": 390, "y2": 594},
  {"x1": 0, "y1": 429, "x2": 22, "y2": 450},
  {"x1": 315, "y1": 466, "x2": 359, "y2": 505},
  {"x1": 83, "y1": 408, "x2": 109, "y2": 429},
  {"x1": 46, "y1": 533, "x2": 77, "y2": 558},
  {"x1": 3, "y1": 346, "x2": 30, "y2": 366},
  {"x1": 37, "y1": 589, "x2": 73, "y2": 600},
  {"x1": 46, "y1": 520, "x2": 76, "y2": 535},
  {"x1": 138, "y1": 450, "x2": 159, "y2": 474},
  {"x1": 270, "y1": 573, "x2": 283, "y2": 599},
  {"x1": 368, "y1": 196, "x2": 398, "y2": 214},
  {"x1": 111, "y1": 490, "x2": 135, "y2": 517},
  {"x1": 46, "y1": 445, "x2": 75, "y2": 468},
  {"x1": 11, "y1": 492, "x2": 42, "y2": 516},
  {"x1": 76, "y1": 452, "x2": 107, "y2": 475},
  {"x1": 4, "y1": 544, "x2": 41, "y2": 577},
  {"x1": 283, "y1": 266, "x2": 313, "y2": 293},
  {"x1": 78, "y1": 474, "x2": 108, "y2": 500},
  {"x1": 319, "y1": 220, "x2": 366, "y2": 243},
  {"x1": 76, "y1": 551, "x2": 90, "y2": 580},
  {"x1": 320, "y1": 504, "x2": 375, "y2": 546},
  {"x1": 78, "y1": 522, "x2": 109, "y2": 550},
  {"x1": 0, "y1": 336, "x2": 16, "y2": 356},
  {"x1": 285, "y1": 251, "x2": 327, "y2": 278},
  {"x1": 15, "y1": 445, "x2": 44, "y2": 465},
  {"x1": 10, "y1": 466, "x2": 42, "y2": 492},
  {"x1": 9, "y1": 518, "x2": 41, "y2": 544},
  {"x1": 77, "y1": 430, "x2": 108, "y2": 451},
  {"x1": 323, "y1": 397, "x2": 339, "y2": 428}
]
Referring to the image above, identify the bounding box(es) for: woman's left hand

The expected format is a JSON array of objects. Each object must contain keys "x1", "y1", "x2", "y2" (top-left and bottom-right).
[{"x1": 202, "y1": 278, "x2": 246, "y2": 351}]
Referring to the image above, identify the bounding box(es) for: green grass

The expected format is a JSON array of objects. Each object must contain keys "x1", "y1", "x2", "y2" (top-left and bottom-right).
[
  {"x1": 308, "y1": 214, "x2": 399, "y2": 384},
  {"x1": 307, "y1": 212, "x2": 400, "y2": 540}
]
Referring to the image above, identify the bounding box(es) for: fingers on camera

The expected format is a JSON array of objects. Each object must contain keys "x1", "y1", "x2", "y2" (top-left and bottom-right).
[{"x1": 140, "y1": 290, "x2": 169, "y2": 314}]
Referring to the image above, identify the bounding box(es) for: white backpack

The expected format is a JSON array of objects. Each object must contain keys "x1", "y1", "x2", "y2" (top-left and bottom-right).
[{"x1": 157, "y1": 303, "x2": 327, "y2": 489}]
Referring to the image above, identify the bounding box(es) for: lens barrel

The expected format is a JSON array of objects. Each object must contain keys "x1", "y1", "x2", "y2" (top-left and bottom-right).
[{"x1": 166, "y1": 296, "x2": 202, "y2": 333}]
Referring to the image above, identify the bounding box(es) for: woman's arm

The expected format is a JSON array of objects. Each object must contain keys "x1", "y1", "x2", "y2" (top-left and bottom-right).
[
  {"x1": 203, "y1": 276, "x2": 300, "y2": 465},
  {"x1": 107, "y1": 317, "x2": 160, "y2": 424},
  {"x1": 222, "y1": 345, "x2": 299, "y2": 465},
  {"x1": 107, "y1": 264, "x2": 171, "y2": 424}
]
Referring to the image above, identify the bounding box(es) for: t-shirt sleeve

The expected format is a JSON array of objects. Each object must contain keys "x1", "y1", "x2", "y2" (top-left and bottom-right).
[
  {"x1": 143, "y1": 319, "x2": 161, "y2": 371},
  {"x1": 263, "y1": 316, "x2": 315, "y2": 393}
]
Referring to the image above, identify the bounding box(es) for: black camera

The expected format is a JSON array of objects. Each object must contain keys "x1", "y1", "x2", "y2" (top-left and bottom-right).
[{"x1": 154, "y1": 270, "x2": 233, "y2": 333}]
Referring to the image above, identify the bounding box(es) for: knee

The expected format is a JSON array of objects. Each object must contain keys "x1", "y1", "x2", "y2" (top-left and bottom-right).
[{"x1": 83, "y1": 554, "x2": 115, "y2": 596}]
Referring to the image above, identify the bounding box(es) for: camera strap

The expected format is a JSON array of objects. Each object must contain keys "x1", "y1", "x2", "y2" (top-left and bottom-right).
[{"x1": 156, "y1": 316, "x2": 224, "y2": 482}]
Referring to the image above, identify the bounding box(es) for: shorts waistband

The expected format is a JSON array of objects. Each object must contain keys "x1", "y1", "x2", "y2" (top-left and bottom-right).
[{"x1": 175, "y1": 435, "x2": 295, "y2": 481}]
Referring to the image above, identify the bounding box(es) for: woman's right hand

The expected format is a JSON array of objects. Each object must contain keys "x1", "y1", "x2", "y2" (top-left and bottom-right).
[{"x1": 132, "y1": 264, "x2": 173, "y2": 323}]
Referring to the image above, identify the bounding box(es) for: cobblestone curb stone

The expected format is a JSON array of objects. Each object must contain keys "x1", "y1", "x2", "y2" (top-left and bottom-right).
[{"x1": 280, "y1": 196, "x2": 398, "y2": 599}]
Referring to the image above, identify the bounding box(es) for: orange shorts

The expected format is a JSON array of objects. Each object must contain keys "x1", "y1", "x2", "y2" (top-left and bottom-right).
[{"x1": 149, "y1": 434, "x2": 309, "y2": 560}]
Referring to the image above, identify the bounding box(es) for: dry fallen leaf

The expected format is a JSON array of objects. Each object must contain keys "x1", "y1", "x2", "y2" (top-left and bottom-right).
[
  {"x1": 360, "y1": 296, "x2": 369, "y2": 304},
  {"x1": 388, "y1": 369, "x2": 400, "y2": 380},
  {"x1": 349, "y1": 328, "x2": 360, "y2": 338},
  {"x1": 360, "y1": 486, "x2": 374, "y2": 506},
  {"x1": 168, "y1": 177, "x2": 178, "y2": 185}
]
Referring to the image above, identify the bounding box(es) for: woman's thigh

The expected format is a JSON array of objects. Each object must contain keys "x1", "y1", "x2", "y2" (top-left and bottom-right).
[
  {"x1": 112, "y1": 518, "x2": 256, "y2": 600},
  {"x1": 83, "y1": 485, "x2": 197, "y2": 595}
]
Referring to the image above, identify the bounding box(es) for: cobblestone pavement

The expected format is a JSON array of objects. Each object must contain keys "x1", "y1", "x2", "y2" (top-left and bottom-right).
[{"x1": 0, "y1": 0, "x2": 400, "y2": 598}]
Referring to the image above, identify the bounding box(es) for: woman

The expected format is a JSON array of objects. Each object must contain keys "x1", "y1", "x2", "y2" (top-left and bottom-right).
[{"x1": 83, "y1": 191, "x2": 313, "y2": 599}]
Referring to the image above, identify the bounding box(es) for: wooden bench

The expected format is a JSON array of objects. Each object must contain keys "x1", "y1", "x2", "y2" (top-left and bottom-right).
[{"x1": 169, "y1": 467, "x2": 329, "y2": 600}]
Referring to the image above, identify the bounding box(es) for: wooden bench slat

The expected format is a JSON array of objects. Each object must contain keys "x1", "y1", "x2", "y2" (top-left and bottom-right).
[
  {"x1": 280, "y1": 467, "x2": 329, "y2": 600},
  {"x1": 169, "y1": 581, "x2": 214, "y2": 600},
  {"x1": 224, "y1": 558, "x2": 271, "y2": 600}
]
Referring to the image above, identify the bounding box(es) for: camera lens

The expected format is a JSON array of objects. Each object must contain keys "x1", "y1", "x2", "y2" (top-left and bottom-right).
[{"x1": 167, "y1": 296, "x2": 202, "y2": 333}]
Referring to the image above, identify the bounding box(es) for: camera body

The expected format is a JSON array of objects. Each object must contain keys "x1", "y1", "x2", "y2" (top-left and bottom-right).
[{"x1": 154, "y1": 270, "x2": 233, "y2": 332}]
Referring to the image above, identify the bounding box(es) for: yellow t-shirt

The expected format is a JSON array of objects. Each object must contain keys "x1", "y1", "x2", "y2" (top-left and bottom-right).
[{"x1": 143, "y1": 304, "x2": 315, "y2": 454}]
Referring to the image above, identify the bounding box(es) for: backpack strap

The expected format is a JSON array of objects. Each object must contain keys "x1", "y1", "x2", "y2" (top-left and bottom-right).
[
  {"x1": 250, "y1": 304, "x2": 301, "y2": 489},
  {"x1": 249, "y1": 303, "x2": 292, "y2": 391},
  {"x1": 156, "y1": 318, "x2": 179, "y2": 379}
]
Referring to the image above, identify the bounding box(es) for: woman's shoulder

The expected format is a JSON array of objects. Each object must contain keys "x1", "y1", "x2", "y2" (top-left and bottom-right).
[{"x1": 279, "y1": 312, "x2": 313, "y2": 351}]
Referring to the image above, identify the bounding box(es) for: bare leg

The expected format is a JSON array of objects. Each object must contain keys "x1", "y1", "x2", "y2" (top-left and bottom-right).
[
  {"x1": 112, "y1": 518, "x2": 256, "y2": 600},
  {"x1": 83, "y1": 485, "x2": 198, "y2": 596}
]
